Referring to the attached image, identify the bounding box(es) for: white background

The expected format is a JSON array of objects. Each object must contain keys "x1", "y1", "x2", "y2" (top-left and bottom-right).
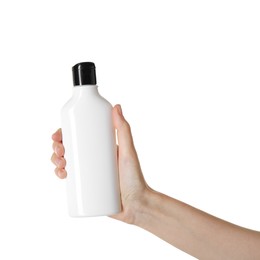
[{"x1": 0, "y1": 1, "x2": 259, "y2": 259}]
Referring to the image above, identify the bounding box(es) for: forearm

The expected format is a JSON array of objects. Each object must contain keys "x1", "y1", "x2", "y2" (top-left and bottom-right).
[{"x1": 134, "y1": 189, "x2": 260, "y2": 259}]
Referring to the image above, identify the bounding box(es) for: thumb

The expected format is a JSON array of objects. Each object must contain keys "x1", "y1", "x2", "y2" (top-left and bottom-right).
[{"x1": 112, "y1": 105, "x2": 136, "y2": 158}]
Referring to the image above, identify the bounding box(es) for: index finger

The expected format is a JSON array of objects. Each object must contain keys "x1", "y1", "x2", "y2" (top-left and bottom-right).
[{"x1": 52, "y1": 128, "x2": 62, "y2": 142}]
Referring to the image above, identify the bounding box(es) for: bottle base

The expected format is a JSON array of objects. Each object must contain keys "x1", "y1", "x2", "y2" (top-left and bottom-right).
[{"x1": 68, "y1": 208, "x2": 121, "y2": 218}]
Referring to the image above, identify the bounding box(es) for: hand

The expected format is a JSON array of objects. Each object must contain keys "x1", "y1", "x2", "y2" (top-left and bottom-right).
[{"x1": 51, "y1": 104, "x2": 149, "y2": 224}]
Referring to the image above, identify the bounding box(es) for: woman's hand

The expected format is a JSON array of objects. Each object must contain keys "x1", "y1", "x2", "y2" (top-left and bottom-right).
[{"x1": 51, "y1": 105, "x2": 150, "y2": 224}]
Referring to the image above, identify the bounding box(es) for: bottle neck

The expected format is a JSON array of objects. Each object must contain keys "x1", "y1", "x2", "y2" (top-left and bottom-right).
[{"x1": 72, "y1": 85, "x2": 99, "y2": 97}]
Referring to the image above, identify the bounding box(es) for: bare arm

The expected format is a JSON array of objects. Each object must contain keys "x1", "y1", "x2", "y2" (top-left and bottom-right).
[
  {"x1": 51, "y1": 104, "x2": 260, "y2": 259},
  {"x1": 134, "y1": 188, "x2": 260, "y2": 259}
]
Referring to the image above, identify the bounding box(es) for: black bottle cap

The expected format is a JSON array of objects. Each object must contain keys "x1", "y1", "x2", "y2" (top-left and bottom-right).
[{"x1": 72, "y1": 62, "x2": 97, "y2": 86}]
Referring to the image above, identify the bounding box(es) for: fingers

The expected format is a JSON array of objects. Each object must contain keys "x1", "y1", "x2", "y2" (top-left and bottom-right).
[
  {"x1": 51, "y1": 128, "x2": 67, "y2": 179},
  {"x1": 54, "y1": 168, "x2": 67, "y2": 179},
  {"x1": 112, "y1": 105, "x2": 137, "y2": 159},
  {"x1": 52, "y1": 141, "x2": 65, "y2": 157},
  {"x1": 51, "y1": 153, "x2": 66, "y2": 169},
  {"x1": 51, "y1": 152, "x2": 67, "y2": 179},
  {"x1": 52, "y1": 128, "x2": 62, "y2": 142}
]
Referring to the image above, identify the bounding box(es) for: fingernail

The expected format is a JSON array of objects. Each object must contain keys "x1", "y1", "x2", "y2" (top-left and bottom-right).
[
  {"x1": 55, "y1": 146, "x2": 61, "y2": 156},
  {"x1": 55, "y1": 169, "x2": 63, "y2": 178},
  {"x1": 117, "y1": 105, "x2": 123, "y2": 116},
  {"x1": 55, "y1": 168, "x2": 61, "y2": 177},
  {"x1": 57, "y1": 170, "x2": 63, "y2": 178},
  {"x1": 58, "y1": 169, "x2": 66, "y2": 179},
  {"x1": 56, "y1": 158, "x2": 62, "y2": 167}
]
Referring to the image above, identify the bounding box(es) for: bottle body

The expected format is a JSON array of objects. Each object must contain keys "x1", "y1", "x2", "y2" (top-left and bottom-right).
[{"x1": 61, "y1": 85, "x2": 121, "y2": 217}]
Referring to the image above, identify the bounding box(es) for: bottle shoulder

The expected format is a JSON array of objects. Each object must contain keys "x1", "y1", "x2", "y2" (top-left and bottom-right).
[
  {"x1": 61, "y1": 92, "x2": 112, "y2": 115},
  {"x1": 61, "y1": 95, "x2": 77, "y2": 112},
  {"x1": 98, "y1": 94, "x2": 113, "y2": 107}
]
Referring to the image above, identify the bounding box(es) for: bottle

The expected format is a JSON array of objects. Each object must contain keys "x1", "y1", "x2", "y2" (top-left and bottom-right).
[{"x1": 61, "y1": 62, "x2": 121, "y2": 217}]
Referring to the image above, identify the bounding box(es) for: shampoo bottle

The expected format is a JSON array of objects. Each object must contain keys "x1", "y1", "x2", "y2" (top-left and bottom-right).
[{"x1": 61, "y1": 62, "x2": 121, "y2": 217}]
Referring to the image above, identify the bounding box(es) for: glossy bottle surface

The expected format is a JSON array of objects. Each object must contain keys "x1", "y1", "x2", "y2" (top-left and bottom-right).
[{"x1": 61, "y1": 85, "x2": 121, "y2": 217}]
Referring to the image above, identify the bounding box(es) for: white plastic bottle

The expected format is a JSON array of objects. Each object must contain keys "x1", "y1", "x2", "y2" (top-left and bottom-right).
[{"x1": 61, "y1": 62, "x2": 121, "y2": 217}]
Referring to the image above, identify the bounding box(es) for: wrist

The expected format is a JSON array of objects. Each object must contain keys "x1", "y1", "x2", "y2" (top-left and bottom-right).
[{"x1": 132, "y1": 187, "x2": 160, "y2": 227}]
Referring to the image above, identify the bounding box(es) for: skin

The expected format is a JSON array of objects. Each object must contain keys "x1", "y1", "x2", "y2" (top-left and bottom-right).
[{"x1": 51, "y1": 104, "x2": 260, "y2": 259}]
